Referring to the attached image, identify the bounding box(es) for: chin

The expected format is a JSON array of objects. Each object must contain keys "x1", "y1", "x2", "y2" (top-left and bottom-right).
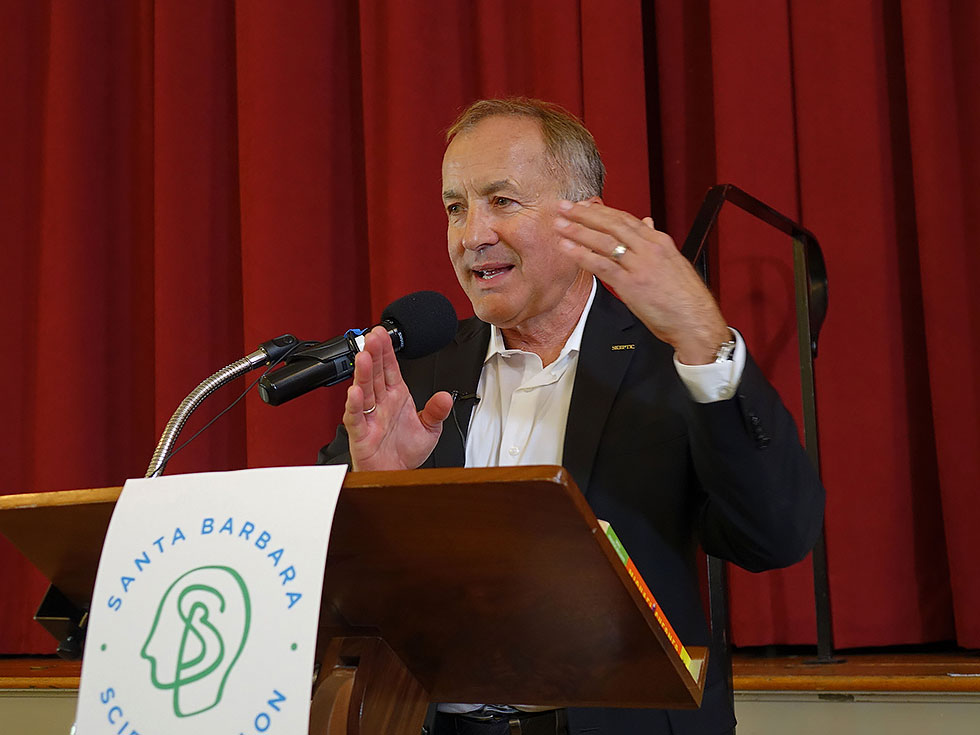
[{"x1": 469, "y1": 294, "x2": 517, "y2": 328}]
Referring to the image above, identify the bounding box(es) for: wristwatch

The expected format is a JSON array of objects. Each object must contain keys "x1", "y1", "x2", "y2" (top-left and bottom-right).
[{"x1": 714, "y1": 338, "x2": 736, "y2": 363}]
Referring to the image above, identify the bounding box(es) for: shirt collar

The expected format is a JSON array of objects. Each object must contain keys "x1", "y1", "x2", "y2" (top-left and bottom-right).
[{"x1": 483, "y1": 277, "x2": 599, "y2": 363}]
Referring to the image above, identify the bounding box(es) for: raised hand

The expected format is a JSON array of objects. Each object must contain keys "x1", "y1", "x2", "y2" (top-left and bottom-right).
[
  {"x1": 343, "y1": 326, "x2": 454, "y2": 471},
  {"x1": 554, "y1": 200, "x2": 730, "y2": 365}
]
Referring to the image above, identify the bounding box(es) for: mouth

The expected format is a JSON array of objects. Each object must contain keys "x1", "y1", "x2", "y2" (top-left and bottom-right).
[{"x1": 472, "y1": 265, "x2": 514, "y2": 281}]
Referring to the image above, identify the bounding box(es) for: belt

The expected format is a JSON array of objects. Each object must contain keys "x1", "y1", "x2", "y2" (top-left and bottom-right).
[{"x1": 434, "y1": 708, "x2": 568, "y2": 735}]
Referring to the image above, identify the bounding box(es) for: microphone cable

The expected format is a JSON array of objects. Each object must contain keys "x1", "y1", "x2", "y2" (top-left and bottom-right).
[{"x1": 155, "y1": 338, "x2": 314, "y2": 475}]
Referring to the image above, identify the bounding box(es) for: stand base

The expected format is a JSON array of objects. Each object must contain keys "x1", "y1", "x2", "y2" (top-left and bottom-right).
[{"x1": 34, "y1": 585, "x2": 87, "y2": 661}]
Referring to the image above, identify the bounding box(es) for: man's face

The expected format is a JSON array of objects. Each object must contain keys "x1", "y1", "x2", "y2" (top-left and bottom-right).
[{"x1": 442, "y1": 116, "x2": 587, "y2": 331}]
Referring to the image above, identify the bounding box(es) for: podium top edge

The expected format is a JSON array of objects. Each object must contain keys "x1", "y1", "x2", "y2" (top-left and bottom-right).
[
  {"x1": 0, "y1": 486, "x2": 123, "y2": 510},
  {"x1": 344, "y1": 464, "x2": 571, "y2": 488},
  {"x1": 0, "y1": 465, "x2": 571, "y2": 510},
  {"x1": 0, "y1": 466, "x2": 574, "y2": 509}
]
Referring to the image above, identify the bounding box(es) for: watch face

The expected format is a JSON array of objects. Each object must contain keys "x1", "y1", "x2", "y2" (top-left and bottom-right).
[{"x1": 715, "y1": 341, "x2": 736, "y2": 363}]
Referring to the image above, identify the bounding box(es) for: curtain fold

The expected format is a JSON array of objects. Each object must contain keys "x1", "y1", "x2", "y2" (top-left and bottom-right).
[
  {"x1": 709, "y1": 0, "x2": 818, "y2": 646},
  {"x1": 651, "y1": 0, "x2": 975, "y2": 649},
  {"x1": 787, "y1": 0, "x2": 957, "y2": 648},
  {"x1": 1, "y1": 0, "x2": 977, "y2": 655},
  {"x1": 901, "y1": 0, "x2": 980, "y2": 645},
  {"x1": 233, "y1": 0, "x2": 369, "y2": 469},
  {"x1": 153, "y1": 0, "x2": 246, "y2": 476}
]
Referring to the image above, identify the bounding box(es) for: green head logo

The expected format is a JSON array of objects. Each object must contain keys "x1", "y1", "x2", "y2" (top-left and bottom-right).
[{"x1": 140, "y1": 566, "x2": 251, "y2": 717}]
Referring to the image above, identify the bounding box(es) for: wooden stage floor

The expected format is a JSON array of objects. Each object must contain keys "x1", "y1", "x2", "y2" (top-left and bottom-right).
[
  {"x1": 732, "y1": 649, "x2": 980, "y2": 693},
  {"x1": 4, "y1": 650, "x2": 980, "y2": 693}
]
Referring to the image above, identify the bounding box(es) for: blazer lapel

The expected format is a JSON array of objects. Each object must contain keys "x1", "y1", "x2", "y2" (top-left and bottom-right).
[
  {"x1": 427, "y1": 318, "x2": 490, "y2": 468},
  {"x1": 562, "y1": 284, "x2": 639, "y2": 496}
]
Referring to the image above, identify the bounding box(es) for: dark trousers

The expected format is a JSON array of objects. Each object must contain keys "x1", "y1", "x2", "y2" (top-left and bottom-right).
[{"x1": 432, "y1": 709, "x2": 569, "y2": 735}]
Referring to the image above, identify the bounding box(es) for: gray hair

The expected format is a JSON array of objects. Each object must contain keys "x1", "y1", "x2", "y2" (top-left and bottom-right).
[{"x1": 446, "y1": 97, "x2": 606, "y2": 200}]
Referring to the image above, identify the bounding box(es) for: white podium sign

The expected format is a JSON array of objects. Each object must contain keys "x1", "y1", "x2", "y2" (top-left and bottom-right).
[{"x1": 73, "y1": 465, "x2": 346, "y2": 735}]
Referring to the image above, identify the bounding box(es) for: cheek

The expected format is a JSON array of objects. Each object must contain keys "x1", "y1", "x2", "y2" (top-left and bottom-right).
[
  {"x1": 447, "y1": 232, "x2": 462, "y2": 264},
  {"x1": 448, "y1": 240, "x2": 472, "y2": 289},
  {"x1": 521, "y1": 230, "x2": 566, "y2": 272}
]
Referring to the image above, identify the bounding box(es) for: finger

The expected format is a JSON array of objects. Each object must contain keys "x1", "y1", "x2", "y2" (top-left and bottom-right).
[
  {"x1": 558, "y1": 200, "x2": 654, "y2": 247},
  {"x1": 343, "y1": 383, "x2": 368, "y2": 439},
  {"x1": 373, "y1": 324, "x2": 403, "y2": 389},
  {"x1": 364, "y1": 328, "x2": 388, "y2": 402},
  {"x1": 642, "y1": 216, "x2": 655, "y2": 229},
  {"x1": 352, "y1": 349, "x2": 377, "y2": 412},
  {"x1": 559, "y1": 237, "x2": 631, "y2": 282},
  {"x1": 554, "y1": 215, "x2": 624, "y2": 260},
  {"x1": 419, "y1": 390, "x2": 454, "y2": 431}
]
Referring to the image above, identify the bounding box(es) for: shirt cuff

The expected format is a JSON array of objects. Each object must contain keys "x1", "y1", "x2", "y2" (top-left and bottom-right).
[{"x1": 673, "y1": 328, "x2": 745, "y2": 403}]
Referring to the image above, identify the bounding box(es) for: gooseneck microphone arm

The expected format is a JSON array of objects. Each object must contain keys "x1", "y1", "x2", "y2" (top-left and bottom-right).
[
  {"x1": 145, "y1": 291, "x2": 458, "y2": 476},
  {"x1": 144, "y1": 335, "x2": 302, "y2": 478}
]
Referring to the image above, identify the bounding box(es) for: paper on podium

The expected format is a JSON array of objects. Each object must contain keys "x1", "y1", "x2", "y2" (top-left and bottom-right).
[{"x1": 73, "y1": 465, "x2": 345, "y2": 735}]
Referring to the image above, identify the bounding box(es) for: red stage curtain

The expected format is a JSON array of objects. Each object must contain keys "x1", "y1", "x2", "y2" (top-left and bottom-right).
[
  {"x1": 0, "y1": 0, "x2": 649, "y2": 653},
  {"x1": 1, "y1": 0, "x2": 977, "y2": 655},
  {"x1": 900, "y1": 0, "x2": 980, "y2": 646},
  {"x1": 652, "y1": 0, "x2": 978, "y2": 648}
]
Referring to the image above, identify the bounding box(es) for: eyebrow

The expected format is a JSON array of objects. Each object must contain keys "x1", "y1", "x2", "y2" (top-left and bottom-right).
[{"x1": 442, "y1": 179, "x2": 517, "y2": 202}]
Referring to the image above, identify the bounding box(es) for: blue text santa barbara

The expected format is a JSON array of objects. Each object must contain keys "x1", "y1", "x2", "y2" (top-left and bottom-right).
[{"x1": 105, "y1": 517, "x2": 302, "y2": 612}]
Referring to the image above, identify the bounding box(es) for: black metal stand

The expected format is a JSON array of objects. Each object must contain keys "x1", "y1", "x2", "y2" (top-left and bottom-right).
[
  {"x1": 681, "y1": 184, "x2": 837, "y2": 670},
  {"x1": 34, "y1": 584, "x2": 88, "y2": 660}
]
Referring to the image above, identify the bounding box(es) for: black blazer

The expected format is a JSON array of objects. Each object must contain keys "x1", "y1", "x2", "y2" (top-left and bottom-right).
[{"x1": 321, "y1": 284, "x2": 825, "y2": 735}]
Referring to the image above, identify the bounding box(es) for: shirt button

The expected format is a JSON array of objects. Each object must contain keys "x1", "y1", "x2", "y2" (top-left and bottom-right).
[{"x1": 508, "y1": 446, "x2": 519, "y2": 456}]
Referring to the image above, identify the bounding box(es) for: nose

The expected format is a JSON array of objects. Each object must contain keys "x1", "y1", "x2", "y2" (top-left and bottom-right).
[{"x1": 461, "y1": 205, "x2": 499, "y2": 251}]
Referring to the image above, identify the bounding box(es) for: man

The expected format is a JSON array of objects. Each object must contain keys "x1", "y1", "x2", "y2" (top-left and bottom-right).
[{"x1": 321, "y1": 98, "x2": 824, "y2": 735}]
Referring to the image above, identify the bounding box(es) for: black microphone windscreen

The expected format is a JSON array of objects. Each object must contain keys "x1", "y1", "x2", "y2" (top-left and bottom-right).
[{"x1": 381, "y1": 291, "x2": 458, "y2": 359}]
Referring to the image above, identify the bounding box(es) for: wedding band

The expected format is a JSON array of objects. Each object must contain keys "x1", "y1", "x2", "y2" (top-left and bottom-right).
[
  {"x1": 363, "y1": 404, "x2": 377, "y2": 414},
  {"x1": 611, "y1": 243, "x2": 628, "y2": 262}
]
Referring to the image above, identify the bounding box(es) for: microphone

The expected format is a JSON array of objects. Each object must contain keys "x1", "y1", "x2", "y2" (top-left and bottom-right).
[{"x1": 257, "y1": 291, "x2": 457, "y2": 406}]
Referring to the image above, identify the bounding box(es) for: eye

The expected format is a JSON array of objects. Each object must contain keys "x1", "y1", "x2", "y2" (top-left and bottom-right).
[
  {"x1": 446, "y1": 202, "x2": 463, "y2": 217},
  {"x1": 493, "y1": 196, "x2": 516, "y2": 208}
]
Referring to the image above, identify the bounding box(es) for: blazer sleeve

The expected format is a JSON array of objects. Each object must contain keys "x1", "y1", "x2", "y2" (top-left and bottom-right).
[
  {"x1": 685, "y1": 352, "x2": 826, "y2": 572},
  {"x1": 316, "y1": 423, "x2": 351, "y2": 467}
]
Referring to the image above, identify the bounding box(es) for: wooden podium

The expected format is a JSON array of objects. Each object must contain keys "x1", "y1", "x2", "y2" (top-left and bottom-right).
[{"x1": 0, "y1": 465, "x2": 706, "y2": 734}]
